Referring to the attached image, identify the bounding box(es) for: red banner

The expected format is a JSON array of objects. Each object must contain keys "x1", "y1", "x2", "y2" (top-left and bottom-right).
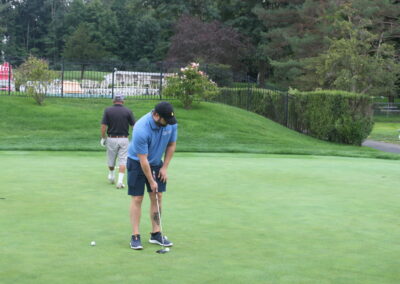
[{"x1": 0, "y1": 62, "x2": 13, "y2": 81}]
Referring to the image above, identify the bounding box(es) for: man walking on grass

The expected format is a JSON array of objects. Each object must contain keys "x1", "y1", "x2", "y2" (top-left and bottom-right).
[
  {"x1": 100, "y1": 95, "x2": 135, "y2": 189},
  {"x1": 127, "y1": 101, "x2": 177, "y2": 250}
]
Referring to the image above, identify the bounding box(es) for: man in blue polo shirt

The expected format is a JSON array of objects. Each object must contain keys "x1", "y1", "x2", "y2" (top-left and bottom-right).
[{"x1": 127, "y1": 101, "x2": 178, "y2": 250}]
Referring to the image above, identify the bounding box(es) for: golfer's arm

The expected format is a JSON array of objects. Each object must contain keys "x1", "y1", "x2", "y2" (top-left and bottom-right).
[
  {"x1": 163, "y1": 142, "x2": 176, "y2": 169},
  {"x1": 138, "y1": 154, "x2": 155, "y2": 183},
  {"x1": 101, "y1": 124, "x2": 107, "y2": 139}
]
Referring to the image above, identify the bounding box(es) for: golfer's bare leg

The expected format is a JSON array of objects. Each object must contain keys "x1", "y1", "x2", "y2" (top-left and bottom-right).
[
  {"x1": 130, "y1": 196, "x2": 143, "y2": 235},
  {"x1": 119, "y1": 165, "x2": 125, "y2": 174},
  {"x1": 149, "y1": 192, "x2": 162, "y2": 233}
]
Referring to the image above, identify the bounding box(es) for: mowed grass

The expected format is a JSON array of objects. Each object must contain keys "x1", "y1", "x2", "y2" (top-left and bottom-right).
[
  {"x1": 62, "y1": 70, "x2": 109, "y2": 81},
  {"x1": 0, "y1": 95, "x2": 398, "y2": 159},
  {"x1": 0, "y1": 151, "x2": 399, "y2": 283},
  {"x1": 368, "y1": 122, "x2": 400, "y2": 145}
]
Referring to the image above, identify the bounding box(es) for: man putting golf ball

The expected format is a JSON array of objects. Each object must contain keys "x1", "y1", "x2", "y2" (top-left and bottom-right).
[{"x1": 127, "y1": 102, "x2": 177, "y2": 251}]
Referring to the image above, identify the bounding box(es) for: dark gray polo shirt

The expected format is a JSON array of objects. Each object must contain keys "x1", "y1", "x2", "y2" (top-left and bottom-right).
[{"x1": 101, "y1": 104, "x2": 135, "y2": 136}]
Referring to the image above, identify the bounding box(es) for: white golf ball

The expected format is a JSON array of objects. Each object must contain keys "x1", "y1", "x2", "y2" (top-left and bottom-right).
[
  {"x1": 90, "y1": 241, "x2": 96, "y2": 246},
  {"x1": 165, "y1": 248, "x2": 170, "y2": 252}
]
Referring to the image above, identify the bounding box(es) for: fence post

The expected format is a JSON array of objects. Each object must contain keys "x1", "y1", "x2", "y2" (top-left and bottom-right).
[
  {"x1": 8, "y1": 60, "x2": 11, "y2": 96},
  {"x1": 246, "y1": 75, "x2": 250, "y2": 110},
  {"x1": 112, "y1": 67, "x2": 116, "y2": 99},
  {"x1": 61, "y1": 60, "x2": 64, "y2": 98},
  {"x1": 159, "y1": 62, "x2": 163, "y2": 100},
  {"x1": 284, "y1": 92, "x2": 289, "y2": 127}
]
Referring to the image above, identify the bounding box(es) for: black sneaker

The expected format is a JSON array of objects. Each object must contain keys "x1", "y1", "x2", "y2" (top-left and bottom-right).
[
  {"x1": 130, "y1": 234, "x2": 143, "y2": 250},
  {"x1": 149, "y1": 232, "x2": 173, "y2": 247}
]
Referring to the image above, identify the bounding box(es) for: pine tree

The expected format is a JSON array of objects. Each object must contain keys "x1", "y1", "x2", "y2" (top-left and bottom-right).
[{"x1": 62, "y1": 23, "x2": 108, "y2": 78}]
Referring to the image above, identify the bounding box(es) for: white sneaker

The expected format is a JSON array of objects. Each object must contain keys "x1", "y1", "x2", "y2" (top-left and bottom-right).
[
  {"x1": 108, "y1": 174, "x2": 115, "y2": 184},
  {"x1": 116, "y1": 183, "x2": 125, "y2": 189}
]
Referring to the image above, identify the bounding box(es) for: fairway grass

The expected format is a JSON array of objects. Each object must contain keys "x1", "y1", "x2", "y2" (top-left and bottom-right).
[{"x1": 1, "y1": 151, "x2": 399, "y2": 284}]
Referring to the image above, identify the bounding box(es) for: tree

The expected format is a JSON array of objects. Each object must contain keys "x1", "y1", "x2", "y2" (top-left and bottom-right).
[
  {"x1": 139, "y1": 0, "x2": 220, "y2": 61},
  {"x1": 253, "y1": 0, "x2": 400, "y2": 92},
  {"x1": 14, "y1": 55, "x2": 57, "y2": 105},
  {"x1": 253, "y1": 0, "x2": 331, "y2": 89},
  {"x1": 115, "y1": 1, "x2": 163, "y2": 63},
  {"x1": 167, "y1": 14, "x2": 250, "y2": 71},
  {"x1": 45, "y1": 0, "x2": 69, "y2": 61},
  {"x1": 216, "y1": 0, "x2": 269, "y2": 85},
  {"x1": 62, "y1": 23, "x2": 108, "y2": 79},
  {"x1": 0, "y1": 0, "x2": 26, "y2": 59},
  {"x1": 0, "y1": 0, "x2": 69, "y2": 60},
  {"x1": 0, "y1": 2, "x2": 7, "y2": 57},
  {"x1": 84, "y1": 0, "x2": 119, "y2": 57},
  {"x1": 312, "y1": 3, "x2": 400, "y2": 98}
]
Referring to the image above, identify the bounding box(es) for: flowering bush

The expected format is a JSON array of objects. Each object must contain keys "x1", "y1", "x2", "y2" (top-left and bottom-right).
[{"x1": 163, "y1": 62, "x2": 219, "y2": 109}]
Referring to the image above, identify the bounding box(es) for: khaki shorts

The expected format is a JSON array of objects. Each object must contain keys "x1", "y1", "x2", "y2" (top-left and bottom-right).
[{"x1": 106, "y1": 138, "x2": 129, "y2": 167}]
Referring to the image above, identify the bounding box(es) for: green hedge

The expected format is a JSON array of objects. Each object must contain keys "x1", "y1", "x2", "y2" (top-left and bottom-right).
[
  {"x1": 214, "y1": 88, "x2": 373, "y2": 145},
  {"x1": 288, "y1": 90, "x2": 373, "y2": 145}
]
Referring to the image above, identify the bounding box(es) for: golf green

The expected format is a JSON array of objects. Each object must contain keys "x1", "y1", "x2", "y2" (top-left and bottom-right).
[{"x1": 1, "y1": 151, "x2": 399, "y2": 283}]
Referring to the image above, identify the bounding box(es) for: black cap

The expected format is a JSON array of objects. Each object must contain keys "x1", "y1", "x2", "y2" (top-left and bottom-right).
[{"x1": 154, "y1": 102, "x2": 177, "y2": 125}]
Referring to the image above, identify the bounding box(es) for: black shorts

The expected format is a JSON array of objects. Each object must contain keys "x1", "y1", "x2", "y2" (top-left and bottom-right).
[{"x1": 127, "y1": 158, "x2": 166, "y2": 196}]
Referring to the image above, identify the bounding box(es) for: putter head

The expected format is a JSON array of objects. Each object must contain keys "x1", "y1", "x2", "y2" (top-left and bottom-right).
[{"x1": 156, "y1": 248, "x2": 169, "y2": 254}]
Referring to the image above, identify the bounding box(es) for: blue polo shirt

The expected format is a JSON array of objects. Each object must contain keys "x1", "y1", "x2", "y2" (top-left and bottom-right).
[{"x1": 128, "y1": 112, "x2": 178, "y2": 166}]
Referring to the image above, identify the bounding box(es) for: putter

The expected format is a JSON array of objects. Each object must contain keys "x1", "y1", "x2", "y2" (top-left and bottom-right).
[{"x1": 153, "y1": 170, "x2": 169, "y2": 254}]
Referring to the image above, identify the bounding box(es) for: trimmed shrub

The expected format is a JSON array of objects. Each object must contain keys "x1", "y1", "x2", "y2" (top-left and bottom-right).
[
  {"x1": 213, "y1": 88, "x2": 373, "y2": 145},
  {"x1": 288, "y1": 90, "x2": 373, "y2": 145}
]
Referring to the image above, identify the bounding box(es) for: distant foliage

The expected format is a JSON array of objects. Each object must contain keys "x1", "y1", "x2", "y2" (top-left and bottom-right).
[
  {"x1": 253, "y1": 1, "x2": 400, "y2": 96},
  {"x1": 311, "y1": 4, "x2": 400, "y2": 98},
  {"x1": 166, "y1": 14, "x2": 250, "y2": 70},
  {"x1": 14, "y1": 56, "x2": 57, "y2": 105},
  {"x1": 200, "y1": 64, "x2": 233, "y2": 87},
  {"x1": 163, "y1": 63, "x2": 219, "y2": 109},
  {"x1": 63, "y1": 23, "x2": 109, "y2": 79}
]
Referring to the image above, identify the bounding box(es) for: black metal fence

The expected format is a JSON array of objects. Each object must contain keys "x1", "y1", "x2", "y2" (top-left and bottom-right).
[
  {"x1": 1, "y1": 58, "x2": 398, "y2": 127},
  {"x1": 0, "y1": 59, "x2": 175, "y2": 99},
  {"x1": 372, "y1": 103, "x2": 400, "y2": 119},
  {"x1": 0, "y1": 58, "x2": 251, "y2": 100},
  {"x1": 211, "y1": 79, "x2": 290, "y2": 127}
]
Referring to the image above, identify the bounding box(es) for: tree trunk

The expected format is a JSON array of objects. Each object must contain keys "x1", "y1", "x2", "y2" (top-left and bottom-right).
[
  {"x1": 80, "y1": 64, "x2": 86, "y2": 80},
  {"x1": 257, "y1": 59, "x2": 267, "y2": 88}
]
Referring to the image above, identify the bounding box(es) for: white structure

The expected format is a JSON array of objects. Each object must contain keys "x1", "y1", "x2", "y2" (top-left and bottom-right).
[
  {"x1": 0, "y1": 79, "x2": 15, "y2": 91},
  {"x1": 18, "y1": 71, "x2": 175, "y2": 97},
  {"x1": 104, "y1": 71, "x2": 173, "y2": 87}
]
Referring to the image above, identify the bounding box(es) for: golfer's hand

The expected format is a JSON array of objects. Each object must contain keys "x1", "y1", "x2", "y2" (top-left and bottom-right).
[
  {"x1": 158, "y1": 167, "x2": 168, "y2": 183},
  {"x1": 100, "y1": 138, "x2": 106, "y2": 147},
  {"x1": 150, "y1": 180, "x2": 158, "y2": 193}
]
